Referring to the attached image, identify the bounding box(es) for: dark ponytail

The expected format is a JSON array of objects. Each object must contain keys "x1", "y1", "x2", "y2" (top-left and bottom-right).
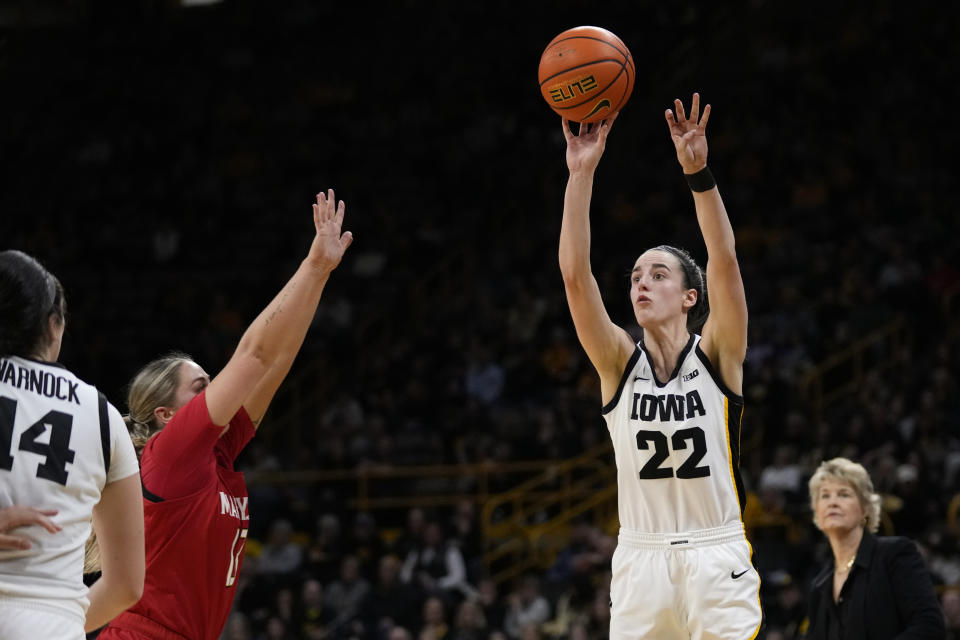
[{"x1": 0, "y1": 250, "x2": 66, "y2": 357}]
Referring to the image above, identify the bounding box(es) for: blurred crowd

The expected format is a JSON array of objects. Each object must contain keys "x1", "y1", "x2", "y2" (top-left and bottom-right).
[{"x1": 3, "y1": 2, "x2": 959, "y2": 639}]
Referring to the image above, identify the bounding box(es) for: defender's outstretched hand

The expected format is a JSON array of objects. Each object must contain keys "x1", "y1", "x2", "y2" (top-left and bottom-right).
[
  {"x1": 563, "y1": 113, "x2": 619, "y2": 175},
  {"x1": 308, "y1": 189, "x2": 353, "y2": 272},
  {"x1": 665, "y1": 93, "x2": 710, "y2": 174}
]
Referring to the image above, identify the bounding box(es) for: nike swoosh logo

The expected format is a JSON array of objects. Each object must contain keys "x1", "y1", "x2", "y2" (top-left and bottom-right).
[
  {"x1": 731, "y1": 569, "x2": 749, "y2": 579},
  {"x1": 584, "y1": 98, "x2": 611, "y2": 119},
  {"x1": 634, "y1": 376, "x2": 650, "y2": 381}
]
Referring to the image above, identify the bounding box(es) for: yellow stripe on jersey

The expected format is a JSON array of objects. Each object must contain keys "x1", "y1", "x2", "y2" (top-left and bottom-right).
[
  {"x1": 723, "y1": 397, "x2": 742, "y2": 514},
  {"x1": 724, "y1": 397, "x2": 762, "y2": 639}
]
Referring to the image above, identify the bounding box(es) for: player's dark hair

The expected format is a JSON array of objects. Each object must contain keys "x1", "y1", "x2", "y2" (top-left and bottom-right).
[
  {"x1": 0, "y1": 250, "x2": 66, "y2": 358},
  {"x1": 125, "y1": 352, "x2": 194, "y2": 460},
  {"x1": 651, "y1": 245, "x2": 709, "y2": 332}
]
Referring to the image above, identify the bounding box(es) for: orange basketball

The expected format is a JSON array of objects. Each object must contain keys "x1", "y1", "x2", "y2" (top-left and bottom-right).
[{"x1": 538, "y1": 26, "x2": 635, "y2": 123}]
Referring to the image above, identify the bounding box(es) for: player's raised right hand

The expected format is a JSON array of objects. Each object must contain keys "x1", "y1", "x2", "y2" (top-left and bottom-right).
[{"x1": 562, "y1": 113, "x2": 618, "y2": 175}]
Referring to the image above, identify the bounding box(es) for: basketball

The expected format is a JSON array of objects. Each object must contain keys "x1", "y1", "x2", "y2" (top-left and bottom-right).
[{"x1": 538, "y1": 26, "x2": 635, "y2": 123}]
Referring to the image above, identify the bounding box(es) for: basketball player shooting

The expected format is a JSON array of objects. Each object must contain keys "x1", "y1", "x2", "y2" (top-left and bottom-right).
[{"x1": 558, "y1": 94, "x2": 762, "y2": 639}]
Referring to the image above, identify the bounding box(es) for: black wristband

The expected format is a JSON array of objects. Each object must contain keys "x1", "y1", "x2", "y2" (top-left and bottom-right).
[{"x1": 684, "y1": 166, "x2": 716, "y2": 192}]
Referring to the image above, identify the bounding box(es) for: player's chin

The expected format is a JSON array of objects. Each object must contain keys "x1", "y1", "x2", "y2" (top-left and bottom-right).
[{"x1": 633, "y1": 308, "x2": 657, "y2": 327}]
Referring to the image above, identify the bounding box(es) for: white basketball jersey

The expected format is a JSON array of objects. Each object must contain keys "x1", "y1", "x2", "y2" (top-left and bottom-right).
[
  {"x1": 0, "y1": 356, "x2": 138, "y2": 618},
  {"x1": 603, "y1": 334, "x2": 746, "y2": 533}
]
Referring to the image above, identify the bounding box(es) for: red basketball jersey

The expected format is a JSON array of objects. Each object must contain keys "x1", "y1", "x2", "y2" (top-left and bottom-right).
[{"x1": 100, "y1": 391, "x2": 255, "y2": 640}]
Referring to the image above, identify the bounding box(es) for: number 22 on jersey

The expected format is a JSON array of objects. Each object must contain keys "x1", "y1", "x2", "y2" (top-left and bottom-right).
[{"x1": 636, "y1": 425, "x2": 711, "y2": 480}]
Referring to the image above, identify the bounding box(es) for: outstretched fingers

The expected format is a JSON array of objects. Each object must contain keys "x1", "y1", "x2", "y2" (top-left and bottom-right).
[
  {"x1": 597, "y1": 112, "x2": 618, "y2": 141},
  {"x1": 699, "y1": 103, "x2": 712, "y2": 130},
  {"x1": 313, "y1": 189, "x2": 344, "y2": 227},
  {"x1": 665, "y1": 108, "x2": 683, "y2": 141},
  {"x1": 322, "y1": 189, "x2": 336, "y2": 222},
  {"x1": 674, "y1": 98, "x2": 687, "y2": 123},
  {"x1": 689, "y1": 92, "x2": 700, "y2": 124}
]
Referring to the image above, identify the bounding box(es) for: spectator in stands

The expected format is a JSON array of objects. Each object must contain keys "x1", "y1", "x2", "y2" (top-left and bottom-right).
[
  {"x1": 326, "y1": 555, "x2": 371, "y2": 636},
  {"x1": 363, "y1": 553, "x2": 421, "y2": 636},
  {"x1": 503, "y1": 575, "x2": 550, "y2": 639},
  {"x1": 401, "y1": 519, "x2": 475, "y2": 604},
  {"x1": 343, "y1": 511, "x2": 385, "y2": 583},
  {"x1": 256, "y1": 519, "x2": 303, "y2": 576},
  {"x1": 449, "y1": 500, "x2": 483, "y2": 582},
  {"x1": 389, "y1": 627, "x2": 414, "y2": 640},
  {"x1": 220, "y1": 612, "x2": 253, "y2": 640},
  {"x1": 305, "y1": 512, "x2": 344, "y2": 585},
  {"x1": 449, "y1": 599, "x2": 488, "y2": 640},
  {"x1": 419, "y1": 596, "x2": 450, "y2": 640},
  {"x1": 475, "y1": 578, "x2": 506, "y2": 634},
  {"x1": 393, "y1": 507, "x2": 427, "y2": 560},
  {"x1": 942, "y1": 589, "x2": 960, "y2": 639},
  {"x1": 293, "y1": 578, "x2": 333, "y2": 640}
]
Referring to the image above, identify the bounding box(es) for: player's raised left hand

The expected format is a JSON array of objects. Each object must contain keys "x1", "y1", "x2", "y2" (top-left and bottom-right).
[{"x1": 308, "y1": 188, "x2": 354, "y2": 273}]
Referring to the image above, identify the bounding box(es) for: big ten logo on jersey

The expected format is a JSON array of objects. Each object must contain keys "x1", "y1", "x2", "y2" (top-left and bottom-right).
[
  {"x1": 219, "y1": 491, "x2": 249, "y2": 521},
  {"x1": 548, "y1": 75, "x2": 598, "y2": 103}
]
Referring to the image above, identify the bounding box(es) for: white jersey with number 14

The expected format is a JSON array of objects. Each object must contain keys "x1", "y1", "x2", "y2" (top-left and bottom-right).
[{"x1": 0, "y1": 355, "x2": 138, "y2": 618}]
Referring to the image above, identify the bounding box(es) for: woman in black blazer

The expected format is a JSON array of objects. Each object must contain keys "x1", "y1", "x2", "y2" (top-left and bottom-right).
[{"x1": 805, "y1": 457, "x2": 944, "y2": 639}]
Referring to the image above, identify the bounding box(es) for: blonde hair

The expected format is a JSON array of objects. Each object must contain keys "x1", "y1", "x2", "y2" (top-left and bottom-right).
[
  {"x1": 125, "y1": 352, "x2": 194, "y2": 459},
  {"x1": 809, "y1": 457, "x2": 882, "y2": 533},
  {"x1": 84, "y1": 352, "x2": 193, "y2": 573}
]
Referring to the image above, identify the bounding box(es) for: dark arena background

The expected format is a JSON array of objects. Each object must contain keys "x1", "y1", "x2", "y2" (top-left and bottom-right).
[{"x1": 2, "y1": 2, "x2": 959, "y2": 639}]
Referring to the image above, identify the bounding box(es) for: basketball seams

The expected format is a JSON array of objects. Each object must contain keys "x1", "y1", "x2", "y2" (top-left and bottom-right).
[
  {"x1": 544, "y1": 34, "x2": 629, "y2": 60},
  {"x1": 612, "y1": 63, "x2": 634, "y2": 112},
  {"x1": 538, "y1": 58, "x2": 628, "y2": 87}
]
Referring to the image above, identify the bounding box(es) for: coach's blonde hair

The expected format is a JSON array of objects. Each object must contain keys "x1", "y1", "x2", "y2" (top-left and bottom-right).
[
  {"x1": 84, "y1": 352, "x2": 194, "y2": 573},
  {"x1": 809, "y1": 457, "x2": 881, "y2": 533}
]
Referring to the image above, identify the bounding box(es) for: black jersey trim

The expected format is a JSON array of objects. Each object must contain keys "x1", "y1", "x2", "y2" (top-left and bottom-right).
[
  {"x1": 97, "y1": 392, "x2": 111, "y2": 475},
  {"x1": 141, "y1": 481, "x2": 164, "y2": 503},
  {"x1": 727, "y1": 400, "x2": 747, "y2": 515},
  {"x1": 639, "y1": 333, "x2": 696, "y2": 388},
  {"x1": 601, "y1": 347, "x2": 641, "y2": 415},
  {"x1": 16, "y1": 355, "x2": 68, "y2": 370},
  {"x1": 694, "y1": 344, "x2": 745, "y2": 404}
]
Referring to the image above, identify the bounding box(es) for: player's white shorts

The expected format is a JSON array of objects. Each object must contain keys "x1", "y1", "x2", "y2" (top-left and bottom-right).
[
  {"x1": 0, "y1": 595, "x2": 86, "y2": 640},
  {"x1": 609, "y1": 523, "x2": 762, "y2": 640}
]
